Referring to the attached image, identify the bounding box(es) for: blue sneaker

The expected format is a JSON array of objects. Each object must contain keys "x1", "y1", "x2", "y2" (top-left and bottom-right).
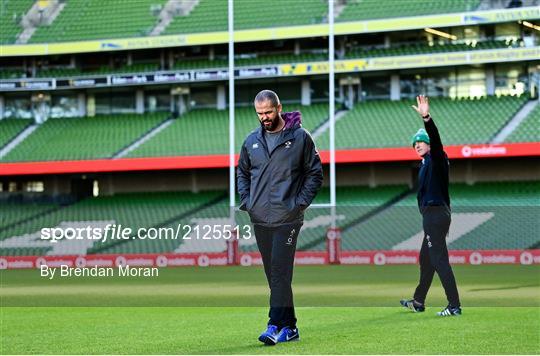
[
  {"x1": 258, "y1": 325, "x2": 279, "y2": 345},
  {"x1": 277, "y1": 326, "x2": 299, "y2": 343}
]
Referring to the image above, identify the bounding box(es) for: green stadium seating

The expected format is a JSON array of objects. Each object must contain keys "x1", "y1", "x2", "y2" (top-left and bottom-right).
[
  {"x1": 101, "y1": 193, "x2": 229, "y2": 254},
  {"x1": 0, "y1": 68, "x2": 27, "y2": 79},
  {"x1": 0, "y1": 245, "x2": 50, "y2": 257},
  {"x1": 0, "y1": 186, "x2": 411, "y2": 255},
  {"x1": 448, "y1": 181, "x2": 540, "y2": 250},
  {"x1": 0, "y1": 119, "x2": 31, "y2": 148},
  {"x1": 330, "y1": 193, "x2": 421, "y2": 251},
  {"x1": 1, "y1": 113, "x2": 167, "y2": 162},
  {"x1": 1, "y1": 96, "x2": 531, "y2": 163},
  {"x1": 29, "y1": 0, "x2": 167, "y2": 43},
  {"x1": 232, "y1": 0, "x2": 327, "y2": 30},
  {"x1": 25, "y1": 0, "x2": 326, "y2": 43},
  {"x1": 338, "y1": 0, "x2": 481, "y2": 22},
  {"x1": 2, "y1": 182, "x2": 536, "y2": 256},
  {"x1": 34, "y1": 63, "x2": 161, "y2": 78},
  {"x1": 505, "y1": 103, "x2": 540, "y2": 143},
  {"x1": 129, "y1": 109, "x2": 229, "y2": 157},
  {"x1": 171, "y1": 52, "x2": 328, "y2": 71},
  {"x1": 0, "y1": 201, "x2": 58, "y2": 229},
  {"x1": 162, "y1": 0, "x2": 227, "y2": 35},
  {"x1": 0, "y1": 202, "x2": 64, "y2": 256},
  {"x1": 8, "y1": 0, "x2": 489, "y2": 44},
  {"x1": 16, "y1": 63, "x2": 160, "y2": 78},
  {"x1": 34, "y1": 67, "x2": 83, "y2": 78},
  {"x1": 302, "y1": 181, "x2": 539, "y2": 251},
  {"x1": 242, "y1": 185, "x2": 410, "y2": 252},
  {"x1": 316, "y1": 95, "x2": 529, "y2": 150},
  {"x1": 233, "y1": 185, "x2": 408, "y2": 252},
  {"x1": 345, "y1": 40, "x2": 518, "y2": 59},
  {"x1": 0, "y1": 0, "x2": 33, "y2": 44},
  {"x1": 163, "y1": 0, "x2": 326, "y2": 36},
  {"x1": 0, "y1": 191, "x2": 225, "y2": 256},
  {"x1": 127, "y1": 104, "x2": 329, "y2": 158}
]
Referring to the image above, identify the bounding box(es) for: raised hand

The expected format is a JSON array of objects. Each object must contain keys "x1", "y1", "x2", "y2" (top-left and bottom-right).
[{"x1": 412, "y1": 95, "x2": 430, "y2": 121}]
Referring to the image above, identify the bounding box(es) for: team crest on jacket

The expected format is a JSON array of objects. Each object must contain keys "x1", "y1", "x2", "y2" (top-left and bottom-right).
[
  {"x1": 252, "y1": 143, "x2": 259, "y2": 149},
  {"x1": 285, "y1": 141, "x2": 292, "y2": 149}
]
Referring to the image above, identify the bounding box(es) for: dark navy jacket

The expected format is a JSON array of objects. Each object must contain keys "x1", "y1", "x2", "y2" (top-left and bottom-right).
[
  {"x1": 237, "y1": 111, "x2": 323, "y2": 226},
  {"x1": 417, "y1": 118, "x2": 451, "y2": 211}
]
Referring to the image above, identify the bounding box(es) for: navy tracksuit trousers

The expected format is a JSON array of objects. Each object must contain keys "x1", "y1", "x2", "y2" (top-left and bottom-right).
[
  {"x1": 414, "y1": 206, "x2": 460, "y2": 308},
  {"x1": 254, "y1": 222, "x2": 302, "y2": 329}
]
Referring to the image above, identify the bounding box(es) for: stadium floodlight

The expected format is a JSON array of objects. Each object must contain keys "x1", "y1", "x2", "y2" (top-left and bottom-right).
[
  {"x1": 424, "y1": 27, "x2": 457, "y2": 40},
  {"x1": 519, "y1": 20, "x2": 540, "y2": 31}
]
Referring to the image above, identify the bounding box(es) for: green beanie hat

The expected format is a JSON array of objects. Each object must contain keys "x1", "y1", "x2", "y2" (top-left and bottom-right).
[{"x1": 411, "y1": 128, "x2": 430, "y2": 147}]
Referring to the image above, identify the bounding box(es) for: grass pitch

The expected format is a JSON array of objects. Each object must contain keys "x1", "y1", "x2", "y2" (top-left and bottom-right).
[{"x1": 1, "y1": 265, "x2": 539, "y2": 354}]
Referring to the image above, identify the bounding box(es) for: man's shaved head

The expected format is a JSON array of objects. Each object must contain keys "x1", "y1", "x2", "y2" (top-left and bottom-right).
[
  {"x1": 254, "y1": 89, "x2": 280, "y2": 108},
  {"x1": 254, "y1": 90, "x2": 283, "y2": 132}
]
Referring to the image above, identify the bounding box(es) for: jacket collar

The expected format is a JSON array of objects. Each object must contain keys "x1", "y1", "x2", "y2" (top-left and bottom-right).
[{"x1": 256, "y1": 111, "x2": 302, "y2": 140}]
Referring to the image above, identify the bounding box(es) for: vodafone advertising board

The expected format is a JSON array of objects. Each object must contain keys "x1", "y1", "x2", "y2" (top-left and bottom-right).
[
  {"x1": 1, "y1": 250, "x2": 539, "y2": 269},
  {"x1": 0, "y1": 142, "x2": 538, "y2": 176}
]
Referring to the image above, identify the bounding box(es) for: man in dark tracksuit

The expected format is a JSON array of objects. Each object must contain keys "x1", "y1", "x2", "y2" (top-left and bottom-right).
[
  {"x1": 237, "y1": 90, "x2": 323, "y2": 345},
  {"x1": 401, "y1": 95, "x2": 462, "y2": 317}
]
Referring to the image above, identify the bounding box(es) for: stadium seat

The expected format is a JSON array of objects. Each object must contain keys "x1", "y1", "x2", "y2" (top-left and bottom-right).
[
  {"x1": 505, "y1": 103, "x2": 540, "y2": 143},
  {"x1": 345, "y1": 40, "x2": 518, "y2": 59},
  {"x1": 29, "y1": 0, "x2": 167, "y2": 43},
  {"x1": 127, "y1": 104, "x2": 329, "y2": 158},
  {"x1": 2, "y1": 182, "x2": 537, "y2": 256},
  {"x1": 297, "y1": 181, "x2": 539, "y2": 251},
  {"x1": 245, "y1": 185, "x2": 411, "y2": 252},
  {"x1": 0, "y1": 190, "x2": 225, "y2": 256},
  {"x1": 338, "y1": 0, "x2": 481, "y2": 22},
  {"x1": 0, "y1": 0, "x2": 34, "y2": 44},
  {"x1": 0, "y1": 119, "x2": 32, "y2": 148},
  {"x1": 1, "y1": 113, "x2": 167, "y2": 162},
  {"x1": 163, "y1": 0, "x2": 326, "y2": 36},
  {"x1": 315, "y1": 95, "x2": 529, "y2": 150}
]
